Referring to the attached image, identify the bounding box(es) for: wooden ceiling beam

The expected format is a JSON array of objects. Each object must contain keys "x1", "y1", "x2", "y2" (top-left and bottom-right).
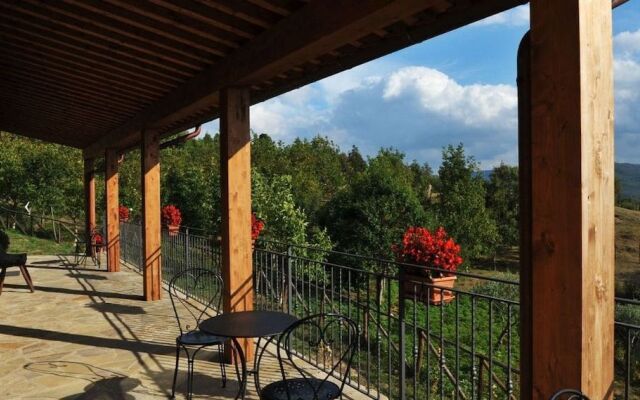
[
  {"x1": 0, "y1": 41, "x2": 172, "y2": 95},
  {"x1": 66, "y1": 0, "x2": 232, "y2": 55},
  {"x1": 0, "y1": 18, "x2": 188, "y2": 83},
  {"x1": 7, "y1": 0, "x2": 212, "y2": 67},
  {"x1": 101, "y1": 0, "x2": 242, "y2": 48},
  {"x1": 0, "y1": 12, "x2": 198, "y2": 79},
  {"x1": 148, "y1": 0, "x2": 262, "y2": 38},
  {"x1": 0, "y1": 47, "x2": 161, "y2": 101},
  {"x1": 0, "y1": 66, "x2": 144, "y2": 113},
  {"x1": 246, "y1": 0, "x2": 296, "y2": 16},
  {"x1": 0, "y1": 119, "x2": 87, "y2": 147},
  {"x1": 197, "y1": 0, "x2": 280, "y2": 29},
  {"x1": 84, "y1": 0, "x2": 443, "y2": 158}
]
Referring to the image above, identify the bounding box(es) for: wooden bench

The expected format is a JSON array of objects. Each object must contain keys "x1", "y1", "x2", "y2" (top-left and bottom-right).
[{"x1": 0, "y1": 253, "x2": 33, "y2": 295}]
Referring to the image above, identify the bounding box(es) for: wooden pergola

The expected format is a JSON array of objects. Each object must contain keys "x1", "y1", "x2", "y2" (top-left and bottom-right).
[{"x1": 0, "y1": 0, "x2": 616, "y2": 397}]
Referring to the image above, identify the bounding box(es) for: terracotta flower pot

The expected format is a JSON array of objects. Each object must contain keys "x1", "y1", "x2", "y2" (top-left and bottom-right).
[
  {"x1": 167, "y1": 224, "x2": 180, "y2": 236},
  {"x1": 402, "y1": 272, "x2": 457, "y2": 305}
]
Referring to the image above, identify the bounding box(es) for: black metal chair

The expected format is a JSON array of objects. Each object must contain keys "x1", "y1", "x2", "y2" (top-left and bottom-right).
[
  {"x1": 550, "y1": 389, "x2": 590, "y2": 400},
  {"x1": 168, "y1": 268, "x2": 227, "y2": 400},
  {"x1": 257, "y1": 313, "x2": 359, "y2": 400}
]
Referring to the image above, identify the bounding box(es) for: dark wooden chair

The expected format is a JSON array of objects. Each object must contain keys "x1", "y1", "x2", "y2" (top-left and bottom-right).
[
  {"x1": 550, "y1": 389, "x2": 590, "y2": 400},
  {"x1": 0, "y1": 252, "x2": 33, "y2": 295}
]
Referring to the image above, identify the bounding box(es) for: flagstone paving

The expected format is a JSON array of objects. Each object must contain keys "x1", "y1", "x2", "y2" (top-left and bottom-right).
[{"x1": 0, "y1": 256, "x2": 366, "y2": 399}]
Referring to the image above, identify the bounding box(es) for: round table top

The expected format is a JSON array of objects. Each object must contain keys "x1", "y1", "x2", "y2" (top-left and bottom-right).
[{"x1": 199, "y1": 310, "x2": 298, "y2": 338}]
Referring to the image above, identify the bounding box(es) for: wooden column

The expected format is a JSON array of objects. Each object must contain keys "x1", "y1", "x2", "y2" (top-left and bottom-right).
[
  {"x1": 220, "y1": 87, "x2": 254, "y2": 362},
  {"x1": 83, "y1": 157, "x2": 96, "y2": 256},
  {"x1": 524, "y1": 0, "x2": 615, "y2": 398},
  {"x1": 105, "y1": 148, "x2": 120, "y2": 272},
  {"x1": 141, "y1": 130, "x2": 162, "y2": 301}
]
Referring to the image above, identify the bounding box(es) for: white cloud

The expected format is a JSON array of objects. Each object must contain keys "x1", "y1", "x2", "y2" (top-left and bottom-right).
[
  {"x1": 614, "y1": 29, "x2": 640, "y2": 56},
  {"x1": 474, "y1": 5, "x2": 529, "y2": 27},
  {"x1": 613, "y1": 29, "x2": 640, "y2": 164}
]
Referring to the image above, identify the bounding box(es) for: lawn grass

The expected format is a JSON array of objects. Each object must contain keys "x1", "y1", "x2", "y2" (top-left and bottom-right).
[{"x1": 4, "y1": 228, "x2": 75, "y2": 255}]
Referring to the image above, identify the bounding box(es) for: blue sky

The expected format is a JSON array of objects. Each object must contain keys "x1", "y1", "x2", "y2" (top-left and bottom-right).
[{"x1": 204, "y1": 3, "x2": 640, "y2": 169}]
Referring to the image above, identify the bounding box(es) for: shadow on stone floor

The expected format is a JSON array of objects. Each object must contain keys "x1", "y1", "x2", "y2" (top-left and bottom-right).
[
  {"x1": 67, "y1": 272, "x2": 108, "y2": 280},
  {"x1": 87, "y1": 302, "x2": 147, "y2": 315},
  {"x1": 1, "y1": 283, "x2": 143, "y2": 300}
]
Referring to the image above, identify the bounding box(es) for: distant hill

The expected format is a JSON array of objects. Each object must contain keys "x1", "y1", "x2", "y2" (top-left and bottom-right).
[
  {"x1": 616, "y1": 163, "x2": 640, "y2": 200},
  {"x1": 481, "y1": 163, "x2": 640, "y2": 200}
]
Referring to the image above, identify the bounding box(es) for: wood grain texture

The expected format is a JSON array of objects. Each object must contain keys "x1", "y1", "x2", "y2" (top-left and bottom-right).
[
  {"x1": 105, "y1": 148, "x2": 120, "y2": 273},
  {"x1": 220, "y1": 87, "x2": 254, "y2": 362},
  {"x1": 141, "y1": 130, "x2": 162, "y2": 301},
  {"x1": 529, "y1": 0, "x2": 614, "y2": 397},
  {"x1": 84, "y1": 157, "x2": 96, "y2": 256}
]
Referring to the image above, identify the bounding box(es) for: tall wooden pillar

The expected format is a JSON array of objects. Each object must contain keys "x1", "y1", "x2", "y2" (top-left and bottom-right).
[
  {"x1": 141, "y1": 130, "x2": 162, "y2": 301},
  {"x1": 523, "y1": 0, "x2": 615, "y2": 398},
  {"x1": 105, "y1": 148, "x2": 120, "y2": 272},
  {"x1": 83, "y1": 157, "x2": 96, "y2": 256},
  {"x1": 220, "y1": 87, "x2": 254, "y2": 362}
]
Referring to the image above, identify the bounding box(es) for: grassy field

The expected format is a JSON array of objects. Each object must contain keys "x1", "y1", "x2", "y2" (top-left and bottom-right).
[
  {"x1": 616, "y1": 207, "x2": 640, "y2": 294},
  {"x1": 4, "y1": 228, "x2": 75, "y2": 255}
]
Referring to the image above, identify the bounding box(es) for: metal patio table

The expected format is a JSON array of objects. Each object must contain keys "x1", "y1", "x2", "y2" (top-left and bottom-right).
[{"x1": 199, "y1": 310, "x2": 298, "y2": 400}]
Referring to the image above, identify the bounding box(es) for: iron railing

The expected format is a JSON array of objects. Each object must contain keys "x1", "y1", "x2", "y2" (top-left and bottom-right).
[{"x1": 118, "y1": 222, "x2": 640, "y2": 399}]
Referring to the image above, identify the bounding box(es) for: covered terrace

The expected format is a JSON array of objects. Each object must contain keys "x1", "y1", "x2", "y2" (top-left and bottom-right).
[{"x1": 0, "y1": 0, "x2": 619, "y2": 398}]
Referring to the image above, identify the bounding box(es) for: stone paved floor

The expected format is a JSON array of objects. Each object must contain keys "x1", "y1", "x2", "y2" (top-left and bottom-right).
[{"x1": 0, "y1": 256, "x2": 367, "y2": 400}]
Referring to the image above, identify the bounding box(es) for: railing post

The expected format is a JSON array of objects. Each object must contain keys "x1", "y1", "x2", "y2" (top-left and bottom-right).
[
  {"x1": 398, "y1": 273, "x2": 406, "y2": 400},
  {"x1": 185, "y1": 227, "x2": 191, "y2": 269},
  {"x1": 287, "y1": 245, "x2": 293, "y2": 314}
]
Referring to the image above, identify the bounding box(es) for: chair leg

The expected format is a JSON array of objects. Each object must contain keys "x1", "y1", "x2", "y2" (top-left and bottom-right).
[
  {"x1": 0, "y1": 267, "x2": 6, "y2": 296},
  {"x1": 218, "y1": 344, "x2": 227, "y2": 388},
  {"x1": 171, "y1": 345, "x2": 181, "y2": 399},
  {"x1": 187, "y1": 357, "x2": 195, "y2": 400},
  {"x1": 19, "y1": 265, "x2": 34, "y2": 292}
]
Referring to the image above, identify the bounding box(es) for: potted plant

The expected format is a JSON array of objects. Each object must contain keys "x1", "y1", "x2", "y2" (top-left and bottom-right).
[
  {"x1": 118, "y1": 205, "x2": 130, "y2": 223},
  {"x1": 393, "y1": 226, "x2": 463, "y2": 305},
  {"x1": 251, "y1": 212, "x2": 265, "y2": 248},
  {"x1": 162, "y1": 205, "x2": 182, "y2": 236}
]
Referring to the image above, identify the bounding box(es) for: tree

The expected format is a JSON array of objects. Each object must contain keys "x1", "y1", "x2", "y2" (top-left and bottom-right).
[
  {"x1": 320, "y1": 150, "x2": 429, "y2": 266},
  {"x1": 486, "y1": 163, "x2": 519, "y2": 247},
  {"x1": 437, "y1": 144, "x2": 498, "y2": 261}
]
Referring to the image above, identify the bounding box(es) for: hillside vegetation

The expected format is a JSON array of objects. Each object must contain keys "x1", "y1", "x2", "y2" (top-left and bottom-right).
[{"x1": 616, "y1": 206, "x2": 640, "y2": 293}]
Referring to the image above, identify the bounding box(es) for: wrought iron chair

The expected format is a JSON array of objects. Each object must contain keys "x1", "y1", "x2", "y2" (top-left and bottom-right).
[
  {"x1": 257, "y1": 313, "x2": 359, "y2": 400},
  {"x1": 550, "y1": 389, "x2": 590, "y2": 400},
  {"x1": 168, "y1": 268, "x2": 227, "y2": 400}
]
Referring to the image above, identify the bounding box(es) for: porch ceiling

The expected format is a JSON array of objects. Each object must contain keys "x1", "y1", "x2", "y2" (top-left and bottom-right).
[{"x1": 0, "y1": 0, "x2": 525, "y2": 155}]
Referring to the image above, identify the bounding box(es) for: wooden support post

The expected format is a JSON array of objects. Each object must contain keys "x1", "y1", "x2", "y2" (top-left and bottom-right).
[
  {"x1": 522, "y1": 0, "x2": 615, "y2": 398},
  {"x1": 105, "y1": 148, "x2": 120, "y2": 272},
  {"x1": 83, "y1": 157, "x2": 96, "y2": 256},
  {"x1": 141, "y1": 130, "x2": 162, "y2": 301},
  {"x1": 220, "y1": 87, "x2": 254, "y2": 362}
]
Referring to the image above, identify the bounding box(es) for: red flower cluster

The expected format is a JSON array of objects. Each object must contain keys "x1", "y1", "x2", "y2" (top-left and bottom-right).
[
  {"x1": 251, "y1": 213, "x2": 265, "y2": 241},
  {"x1": 393, "y1": 226, "x2": 463, "y2": 276},
  {"x1": 118, "y1": 205, "x2": 129, "y2": 221},
  {"x1": 161, "y1": 205, "x2": 182, "y2": 226}
]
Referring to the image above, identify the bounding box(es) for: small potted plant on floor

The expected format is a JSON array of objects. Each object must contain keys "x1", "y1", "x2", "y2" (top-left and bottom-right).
[
  {"x1": 251, "y1": 212, "x2": 265, "y2": 249},
  {"x1": 162, "y1": 205, "x2": 182, "y2": 236},
  {"x1": 118, "y1": 205, "x2": 130, "y2": 223},
  {"x1": 393, "y1": 226, "x2": 463, "y2": 305}
]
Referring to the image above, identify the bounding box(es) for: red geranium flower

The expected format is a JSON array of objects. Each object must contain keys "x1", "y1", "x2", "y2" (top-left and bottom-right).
[
  {"x1": 118, "y1": 205, "x2": 129, "y2": 221},
  {"x1": 393, "y1": 226, "x2": 463, "y2": 277},
  {"x1": 251, "y1": 213, "x2": 265, "y2": 241},
  {"x1": 161, "y1": 205, "x2": 182, "y2": 226}
]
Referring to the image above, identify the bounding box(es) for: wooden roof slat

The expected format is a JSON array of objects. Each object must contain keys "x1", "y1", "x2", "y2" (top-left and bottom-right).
[
  {"x1": 0, "y1": 41, "x2": 172, "y2": 96},
  {"x1": 148, "y1": 0, "x2": 263, "y2": 38},
  {"x1": 0, "y1": 19, "x2": 188, "y2": 85},
  {"x1": 0, "y1": 52, "x2": 159, "y2": 103},
  {"x1": 246, "y1": 0, "x2": 297, "y2": 16},
  {"x1": 197, "y1": 0, "x2": 280, "y2": 28},
  {"x1": 0, "y1": 11, "x2": 199, "y2": 79},
  {"x1": 67, "y1": 0, "x2": 232, "y2": 55},
  {"x1": 0, "y1": 61, "x2": 153, "y2": 109},
  {"x1": 10, "y1": 0, "x2": 213, "y2": 67},
  {"x1": 101, "y1": 0, "x2": 242, "y2": 48}
]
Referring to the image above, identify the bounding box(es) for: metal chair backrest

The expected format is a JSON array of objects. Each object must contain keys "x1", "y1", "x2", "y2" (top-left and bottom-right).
[
  {"x1": 550, "y1": 389, "x2": 590, "y2": 400},
  {"x1": 273, "y1": 313, "x2": 359, "y2": 400},
  {"x1": 168, "y1": 268, "x2": 224, "y2": 336}
]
